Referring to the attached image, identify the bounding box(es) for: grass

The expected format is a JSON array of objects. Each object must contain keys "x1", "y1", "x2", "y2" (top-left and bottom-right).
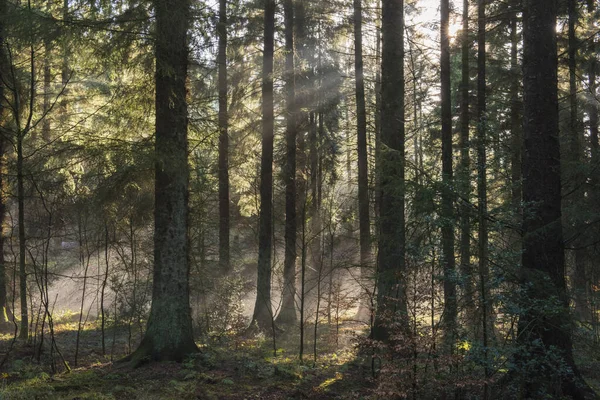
[{"x1": 0, "y1": 318, "x2": 372, "y2": 399}]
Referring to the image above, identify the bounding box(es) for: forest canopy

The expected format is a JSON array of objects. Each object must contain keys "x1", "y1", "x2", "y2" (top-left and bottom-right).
[{"x1": 0, "y1": 0, "x2": 599, "y2": 398}]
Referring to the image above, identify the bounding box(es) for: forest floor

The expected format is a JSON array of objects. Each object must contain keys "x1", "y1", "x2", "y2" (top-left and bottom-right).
[
  {"x1": 2, "y1": 315, "x2": 600, "y2": 399},
  {"x1": 0, "y1": 315, "x2": 374, "y2": 399}
]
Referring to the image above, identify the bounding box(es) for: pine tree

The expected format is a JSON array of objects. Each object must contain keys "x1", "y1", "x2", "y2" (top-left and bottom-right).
[
  {"x1": 218, "y1": 0, "x2": 230, "y2": 274},
  {"x1": 124, "y1": 0, "x2": 197, "y2": 363},
  {"x1": 251, "y1": 0, "x2": 276, "y2": 331},
  {"x1": 373, "y1": 0, "x2": 408, "y2": 341},
  {"x1": 516, "y1": 0, "x2": 592, "y2": 395}
]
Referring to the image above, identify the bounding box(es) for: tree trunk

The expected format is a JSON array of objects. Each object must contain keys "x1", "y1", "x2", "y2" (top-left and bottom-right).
[
  {"x1": 124, "y1": 0, "x2": 197, "y2": 364},
  {"x1": 374, "y1": 2, "x2": 381, "y2": 227},
  {"x1": 60, "y1": 0, "x2": 69, "y2": 116},
  {"x1": 589, "y1": 1, "x2": 598, "y2": 212},
  {"x1": 354, "y1": 0, "x2": 371, "y2": 320},
  {"x1": 517, "y1": 0, "x2": 592, "y2": 396},
  {"x1": 440, "y1": 0, "x2": 456, "y2": 351},
  {"x1": 373, "y1": 0, "x2": 408, "y2": 341},
  {"x1": 568, "y1": 0, "x2": 588, "y2": 322},
  {"x1": 510, "y1": 5, "x2": 522, "y2": 219},
  {"x1": 459, "y1": 0, "x2": 474, "y2": 330},
  {"x1": 218, "y1": 0, "x2": 230, "y2": 274},
  {"x1": 251, "y1": 0, "x2": 276, "y2": 331},
  {"x1": 0, "y1": 0, "x2": 9, "y2": 327},
  {"x1": 476, "y1": 0, "x2": 490, "y2": 393},
  {"x1": 17, "y1": 131, "x2": 27, "y2": 340},
  {"x1": 276, "y1": 0, "x2": 298, "y2": 326}
]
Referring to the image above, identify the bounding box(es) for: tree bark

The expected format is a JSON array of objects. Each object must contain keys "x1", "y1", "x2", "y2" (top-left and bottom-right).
[
  {"x1": 517, "y1": 0, "x2": 592, "y2": 396},
  {"x1": 459, "y1": 0, "x2": 474, "y2": 330},
  {"x1": 568, "y1": 0, "x2": 588, "y2": 322},
  {"x1": 251, "y1": 0, "x2": 276, "y2": 331},
  {"x1": 0, "y1": 0, "x2": 9, "y2": 327},
  {"x1": 373, "y1": 0, "x2": 408, "y2": 341},
  {"x1": 589, "y1": 1, "x2": 598, "y2": 212},
  {"x1": 218, "y1": 0, "x2": 230, "y2": 274},
  {"x1": 440, "y1": 0, "x2": 457, "y2": 350},
  {"x1": 276, "y1": 0, "x2": 298, "y2": 325},
  {"x1": 354, "y1": 0, "x2": 371, "y2": 319},
  {"x1": 476, "y1": 0, "x2": 490, "y2": 392},
  {"x1": 124, "y1": 0, "x2": 197, "y2": 364},
  {"x1": 17, "y1": 123, "x2": 27, "y2": 340},
  {"x1": 510, "y1": 5, "x2": 522, "y2": 217}
]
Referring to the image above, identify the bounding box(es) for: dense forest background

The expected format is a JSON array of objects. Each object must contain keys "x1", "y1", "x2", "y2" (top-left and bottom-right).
[{"x1": 0, "y1": 0, "x2": 599, "y2": 398}]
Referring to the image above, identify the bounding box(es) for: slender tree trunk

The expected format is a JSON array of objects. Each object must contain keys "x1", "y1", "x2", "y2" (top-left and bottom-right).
[
  {"x1": 218, "y1": 0, "x2": 230, "y2": 273},
  {"x1": 589, "y1": 1, "x2": 598, "y2": 209},
  {"x1": 354, "y1": 0, "x2": 371, "y2": 320},
  {"x1": 459, "y1": 0, "x2": 474, "y2": 330},
  {"x1": 277, "y1": 0, "x2": 298, "y2": 325},
  {"x1": 373, "y1": 0, "x2": 408, "y2": 341},
  {"x1": 517, "y1": 0, "x2": 592, "y2": 396},
  {"x1": 101, "y1": 224, "x2": 109, "y2": 355},
  {"x1": 60, "y1": 0, "x2": 69, "y2": 116},
  {"x1": 299, "y1": 186, "x2": 308, "y2": 362},
  {"x1": 440, "y1": 0, "x2": 456, "y2": 351},
  {"x1": 374, "y1": 2, "x2": 382, "y2": 226},
  {"x1": 17, "y1": 132, "x2": 27, "y2": 340},
  {"x1": 510, "y1": 6, "x2": 522, "y2": 218},
  {"x1": 309, "y1": 112, "x2": 322, "y2": 286},
  {"x1": 251, "y1": 0, "x2": 276, "y2": 331},
  {"x1": 568, "y1": 0, "x2": 588, "y2": 321},
  {"x1": 0, "y1": 0, "x2": 9, "y2": 327},
  {"x1": 476, "y1": 0, "x2": 490, "y2": 394},
  {"x1": 42, "y1": 27, "x2": 51, "y2": 143},
  {"x1": 0, "y1": 134, "x2": 6, "y2": 328},
  {"x1": 124, "y1": 0, "x2": 197, "y2": 364}
]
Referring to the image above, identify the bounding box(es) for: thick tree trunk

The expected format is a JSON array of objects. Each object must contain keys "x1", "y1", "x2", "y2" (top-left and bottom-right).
[
  {"x1": 124, "y1": 0, "x2": 197, "y2": 364},
  {"x1": 251, "y1": 0, "x2": 276, "y2": 331},
  {"x1": 373, "y1": 0, "x2": 408, "y2": 341},
  {"x1": 354, "y1": 0, "x2": 371, "y2": 320},
  {"x1": 276, "y1": 0, "x2": 297, "y2": 325},
  {"x1": 517, "y1": 0, "x2": 592, "y2": 396},
  {"x1": 218, "y1": 0, "x2": 230, "y2": 274},
  {"x1": 440, "y1": 0, "x2": 456, "y2": 350}
]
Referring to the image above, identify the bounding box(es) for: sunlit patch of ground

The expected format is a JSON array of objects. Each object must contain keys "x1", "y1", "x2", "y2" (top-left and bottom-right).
[{"x1": 0, "y1": 319, "x2": 374, "y2": 399}]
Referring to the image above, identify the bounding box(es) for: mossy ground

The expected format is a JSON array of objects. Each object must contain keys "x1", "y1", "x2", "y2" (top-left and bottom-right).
[
  {"x1": 0, "y1": 317, "x2": 373, "y2": 399},
  {"x1": 3, "y1": 318, "x2": 600, "y2": 399}
]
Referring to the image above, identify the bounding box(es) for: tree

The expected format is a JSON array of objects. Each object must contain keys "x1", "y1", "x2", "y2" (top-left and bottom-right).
[
  {"x1": 124, "y1": 0, "x2": 197, "y2": 364},
  {"x1": 353, "y1": 0, "x2": 371, "y2": 320},
  {"x1": 510, "y1": 1, "x2": 522, "y2": 217},
  {"x1": 458, "y1": 0, "x2": 474, "y2": 329},
  {"x1": 0, "y1": 0, "x2": 8, "y2": 327},
  {"x1": 568, "y1": 0, "x2": 588, "y2": 321},
  {"x1": 373, "y1": 0, "x2": 407, "y2": 341},
  {"x1": 589, "y1": 1, "x2": 599, "y2": 214},
  {"x1": 251, "y1": 0, "x2": 276, "y2": 331},
  {"x1": 516, "y1": 0, "x2": 592, "y2": 396},
  {"x1": 218, "y1": 0, "x2": 230, "y2": 274},
  {"x1": 276, "y1": 0, "x2": 298, "y2": 325},
  {"x1": 440, "y1": 0, "x2": 456, "y2": 349},
  {"x1": 476, "y1": 0, "x2": 490, "y2": 387}
]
